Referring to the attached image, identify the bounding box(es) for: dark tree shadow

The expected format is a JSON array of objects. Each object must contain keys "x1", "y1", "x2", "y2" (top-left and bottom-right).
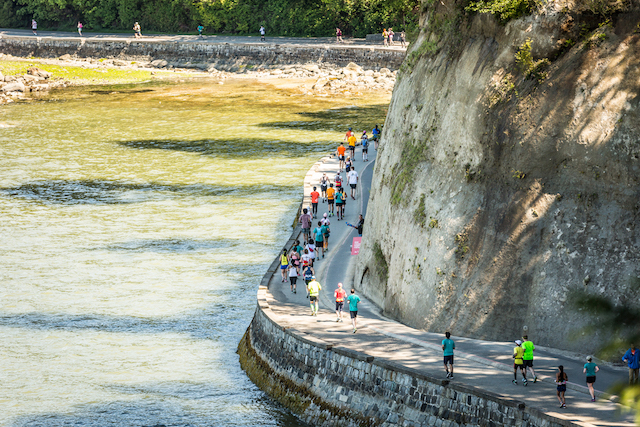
[{"x1": 258, "y1": 104, "x2": 389, "y2": 132}]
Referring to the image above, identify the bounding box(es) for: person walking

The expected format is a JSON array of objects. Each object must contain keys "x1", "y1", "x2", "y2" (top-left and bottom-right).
[
  {"x1": 382, "y1": 28, "x2": 388, "y2": 47},
  {"x1": 400, "y1": 30, "x2": 406, "y2": 48},
  {"x1": 31, "y1": 19, "x2": 38, "y2": 36},
  {"x1": 321, "y1": 213, "x2": 330, "y2": 251},
  {"x1": 299, "y1": 208, "x2": 312, "y2": 243},
  {"x1": 388, "y1": 28, "x2": 394, "y2": 46},
  {"x1": 197, "y1": 24, "x2": 204, "y2": 37},
  {"x1": 288, "y1": 263, "x2": 298, "y2": 293},
  {"x1": 361, "y1": 132, "x2": 369, "y2": 161},
  {"x1": 77, "y1": 22, "x2": 83, "y2": 36},
  {"x1": 512, "y1": 339, "x2": 527, "y2": 385},
  {"x1": 348, "y1": 167, "x2": 358, "y2": 200},
  {"x1": 336, "y1": 28, "x2": 343, "y2": 43},
  {"x1": 442, "y1": 331, "x2": 455, "y2": 379},
  {"x1": 521, "y1": 335, "x2": 538, "y2": 382},
  {"x1": 260, "y1": 25, "x2": 266, "y2": 41},
  {"x1": 346, "y1": 288, "x2": 361, "y2": 333},
  {"x1": 337, "y1": 143, "x2": 346, "y2": 171},
  {"x1": 334, "y1": 282, "x2": 346, "y2": 322},
  {"x1": 320, "y1": 173, "x2": 329, "y2": 202},
  {"x1": 622, "y1": 344, "x2": 640, "y2": 385},
  {"x1": 326, "y1": 183, "x2": 335, "y2": 217},
  {"x1": 310, "y1": 186, "x2": 320, "y2": 218},
  {"x1": 279, "y1": 248, "x2": 289, "y2": 282},
  {"x1": 556, "y1": 365, "x2": 568, "y2": 408},
  {"x1": 313, "y1": 221, "x2": 325, "y2": 259},
  {"x1": 133, "y1": 22, "x2": 142, "y2": 38},
  {"x1": 307, "y1": 276, "x2": 322, "y2": 316},
  {"x1": 584, "y1": 356, "x2": 599, "y2": 402}
]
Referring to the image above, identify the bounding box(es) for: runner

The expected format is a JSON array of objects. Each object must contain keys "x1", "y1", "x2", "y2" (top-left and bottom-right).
[
  {"x1": 336, "y1": 28, "x2": 343, "y2": 43},
  {"x1": 442, "y1": 331, "x2": 455, "y2": 379},
  {"x1": 361, "y1": 132, "x2": 369, "y2": 161},
  {"x1": 512, "y1": 339, "x2": 527, "y2": 385},
  {"x1": 335, "y1": 187, "x2": 345, "y2": 220},
  {"x1": 348, "y1": 132, "x2": 357, "y2": 161},
  {"x1": 310, "y1": 186, "x2": 320, "y2": 218},
  {"x1": 320, "y1": 173, "x2": 329, "y2": 202},
  {"x1": 334, "y1": 171, "x2": 343, "y2": 191},
  {"x1": 77, "y1": 22, "x2": 83, "y2": 36},
  {"x1": 556, "y1": 365, "x2": 568, "y2": 408},
  {"x1": 326, "y1": 183, "x2": 335, "y2": 216},
  {"x1": 197, "y1": 24, "x2": 204, "y2": 37},
  {"x1": 348, "y1": 167, "x2": 358, "y2": 200},
  {"x1": 382, "y1": 28, "x2": 388, "y2": 47},
  {"x1": 521, "y1": 335, "x2": 538, "y2": 383},
  {"x1": 345, "y1": 157, "x2": 352, "y2": 174},
  {"x1": 313, "y1": 221, "x2": 325, "y2": 258},
  {"x1": 400, "y1": 30, "x2": 406, "y2": 48},
  {"x1": 583, "y1": 356, "x2": 599, "y2": 402},
  {"x1": 133, "y1": 22, "x2": 142, "y2": 38},
  {"x1": 321, "y1": 213, "x2": 330, "y2": 251},
  {"x1": 279, "y1": 248, "x2": 289, "y2": 283},
  {"x1": 31, "y1": 19, "x2": 37, "y2": 36},
  {"x1": 289, "y1": 247, "x2": 301, "y2": 274},
  {"x1": 306, "y1": 239, "x2": 316, "y2": 266},
  {"x1": 337, "y1": 143, "x2": 346, "y2": 171},
  {"x1": 346, "y1": 288, "x2": 361, "y2": 333},
  {"x1": 299, "y1": 208, "x2": 312, "y2": 242},
  {"x1": 307, "y1": 276, "x2": 322, "y2": 316},
  {"x1": 260, "y1": 25, "x2": 266, "y2": 41},
  {"x1": 372, "y1": 124, "x2": 381, "y2": 149},
  {"x1": 288, "y1": 262, "x2": 298, "y2": 293},
  {"x1": 301, "y1": 248, "x2": 312, "y2": 270},
  {"x1": 388, "y1": 28, "x2": 394, "y2": 46},
  {"x1": 302, "y1": 264, "x2": 315, "y2": 297},
  {"x1": 334, "y1": 282, "x2": 346, "y2": 322}
]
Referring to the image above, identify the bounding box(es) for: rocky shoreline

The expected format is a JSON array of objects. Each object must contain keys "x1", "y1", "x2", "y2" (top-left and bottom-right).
[{"x1": 0, "y1": 53, "x2": 396, "y2": 104}]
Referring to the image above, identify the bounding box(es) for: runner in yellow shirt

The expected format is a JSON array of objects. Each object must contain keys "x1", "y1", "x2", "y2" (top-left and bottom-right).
[
  {"x1": 348, "y1": 134, "x2": 357, "y2": 162},
  {"x1": 512, "y1": 339, "x2": 527, "y2": 385},
  {"x1": 307, "y1": 277, "x2": 322, "y2": 316}
]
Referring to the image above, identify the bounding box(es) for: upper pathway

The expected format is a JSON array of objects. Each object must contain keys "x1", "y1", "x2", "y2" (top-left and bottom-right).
[
  {"x1": 266, "y1": 142, "x2": 636, "y2": 427},
  {"x1": 0, "y1": 28, "x2": 407, "y2": 50}
]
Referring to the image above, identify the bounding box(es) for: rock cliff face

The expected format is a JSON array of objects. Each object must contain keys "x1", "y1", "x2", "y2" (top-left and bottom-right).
[{"x1": 355, "y1": 2, "x2": 640, "y2": 351}]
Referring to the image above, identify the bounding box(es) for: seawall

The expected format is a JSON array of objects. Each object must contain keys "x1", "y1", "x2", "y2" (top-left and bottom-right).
[
  {"x1": 0, "y1": 36, "x2": 406, "y2": 70},
  {"x1": 237, "y1": 157, "x2": 583, "y2": 427}
]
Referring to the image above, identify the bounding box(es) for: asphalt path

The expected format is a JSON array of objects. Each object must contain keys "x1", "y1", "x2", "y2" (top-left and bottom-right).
[
  {"x1": 0, "y1": 28, "x2": 406, "y2": 50},
  {"x1": 266, "y1": 143, "x2": 636, "y2": 427}
]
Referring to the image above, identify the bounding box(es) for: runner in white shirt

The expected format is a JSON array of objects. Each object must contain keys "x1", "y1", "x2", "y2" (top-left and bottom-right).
[{"x1": 347, "y1": 169, "x2": 358, "y2": 200}]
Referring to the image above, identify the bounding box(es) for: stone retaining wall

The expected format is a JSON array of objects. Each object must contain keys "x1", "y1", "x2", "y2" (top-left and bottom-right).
[{"x1": 0, "y1": 36, "x2": 405, "y2": 70}]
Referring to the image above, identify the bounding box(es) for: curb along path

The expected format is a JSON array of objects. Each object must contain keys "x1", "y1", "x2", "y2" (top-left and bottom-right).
[{"x1": 252, "y1": 144, "x2": 635, "y2": 427}]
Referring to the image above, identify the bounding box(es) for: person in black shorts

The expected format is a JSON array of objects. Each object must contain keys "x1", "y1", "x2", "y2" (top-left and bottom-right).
[
  {"x1": 320, "y1": 174, "x2": 329, "y2": 203},
  {"x1": 327, "y1": 183, "x2": 335, "y2": 216}
]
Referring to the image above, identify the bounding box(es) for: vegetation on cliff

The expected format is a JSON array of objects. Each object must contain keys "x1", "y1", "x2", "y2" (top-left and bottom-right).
[{"x1": 0, "y1": 0, "x2": 418, "y2": 37}]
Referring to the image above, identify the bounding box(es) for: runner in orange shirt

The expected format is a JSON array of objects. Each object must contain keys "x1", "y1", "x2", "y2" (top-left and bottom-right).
[
  {"x1": 336, "y1": 143, "x2": 346, "y2": 172},
  {"x1": 326, "y1": 183, "x2": 336, "y2": 217},
  {"x1": 310, "y1": 186, "x2": 320, "y2": 218}
]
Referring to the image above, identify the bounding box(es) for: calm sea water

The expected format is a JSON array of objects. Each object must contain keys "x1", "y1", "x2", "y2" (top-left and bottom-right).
[{"x1": 0, "y1": 79, "x2": 389, "y2": 427}]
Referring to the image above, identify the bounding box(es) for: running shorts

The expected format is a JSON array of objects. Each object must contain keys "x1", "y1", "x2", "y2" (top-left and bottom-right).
[
  {"x1": 350, "y1": 310, "x2": 358, "y2": 318},
  {"x1": 523, "y1": 360, "x2": 533, "y2": 368},
  {"x1": 328, "y1": 200, "x2": 334, "y2": 205},
  {"x1": 557, "y1": 384, "x2": 567, "y2": 392},
  {"x1": 335, "y1": 301, "x2": 344, "y2": 311},
  {"x1": 350, "y1": 184, "x2": 356, "y2": 189},
  {"x1": 309, "y1": 295, "x2": 318, "y2": 302},
  {"x1": 444, "y1": 355, "x2": 454, "y2": 365},
  {"x1": 586, "y1": 376, "x2": 596, "y2": 384}
]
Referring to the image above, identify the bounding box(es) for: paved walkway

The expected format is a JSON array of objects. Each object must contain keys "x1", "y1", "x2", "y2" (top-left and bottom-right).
[
  {"x1": 0, "y1": 29, "x2": 407, "y2": 50},
  {"x1": 267, "y1": 143, "x2": 636, "y2": 427}
]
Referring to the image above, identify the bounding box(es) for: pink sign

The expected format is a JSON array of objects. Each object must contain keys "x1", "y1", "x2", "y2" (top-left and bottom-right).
[{"x1": 351, "y1": 237, "x2": 362, "y2": 255}]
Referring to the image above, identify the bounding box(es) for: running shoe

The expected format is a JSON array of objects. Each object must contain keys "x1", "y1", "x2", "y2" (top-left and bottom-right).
[
  {"x1": 591, "y1": 398, "x2": 595, "y2": 402},
  {"x1": 533, "y1": 377, "x2": 538, "y2": 383},
  {"x1": 336, "y1": 318, "x2": 340, "y2": 322},
  {"x1": 340, "y1": 318, "x2": 343, "y2": 322},
  {"x1": 449, "y1": 376, "x2": 454, "y2": 380},
  {"x1": 523, "y1": 379, "x2": 528, "y2": 386},
  {"x1": 562, "y1": 404, "x2": 566, "y2": 408},
  {"x1": 353, "y1": 328, "x2": 357, "y2": 333},
  {"x1": 512, "y1": 380, "x2": 517, "y2": 385}
]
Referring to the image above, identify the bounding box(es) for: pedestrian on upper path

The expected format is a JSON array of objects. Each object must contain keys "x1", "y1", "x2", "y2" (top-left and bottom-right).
[
  {"x1": 556, "y1": 365, "x2": 568, "y2": 408},
  {"x1": 400, "y1": 30, "x2": 406, "y2": 48},
  {"x1": 622, "y1": 344, "x2": 639, "y2": 385},
  {"x1": 260, "y1": 25, "x2": 265, "y2": 41},
  {"x1": 307, "y1": 276, "x2": 321, "y2": 316},
  {"x1": 512, "y1": 339, "x2": 527, "y2": 385},
  {"x1": 198, "y1": 24, "x2": 204, "y2": 37},
  {"x1": 31, "y1": 19, "x2": 38, "y2": 36},
  {"x1": 388, "y1": 28, "x2": 394, "y2": 46},
  {"x1": 346, "y1": 288, "x2": 360, "y2": 333},
  {"x1": 382, "y1": 28, "x2": 388, "y2": 47},
  {"x1": 336, "y1": 28, "x2": 343, "y2": 43},
  {"x1": 584, "y1": 356, "x2": 599, "y2": 402},
  {"x1": 77, "y1": 22, "x2": 83, "y2": 36},
  {"x1": 133, "y1": 22, "x2": 142, "y2": 38},
  {"x1": 334, "y1": 282, "x2": 346, "y2": 322},
  {"x1": 521, "y1": 335, "x2": 538, "y2": 382},
  {"x1": 442, "y1": 331, "x2": 455, "y2": 379}
]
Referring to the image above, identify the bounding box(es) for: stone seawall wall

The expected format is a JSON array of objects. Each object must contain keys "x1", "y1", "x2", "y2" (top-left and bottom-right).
[{"x1": 0, "y1": 36, "x2": 405, "y2": 70}]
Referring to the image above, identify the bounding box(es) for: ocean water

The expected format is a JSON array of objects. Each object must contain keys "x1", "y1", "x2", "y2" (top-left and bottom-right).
[{"x1": 0, "y1": 78, "x2": 389, "y2": 427}]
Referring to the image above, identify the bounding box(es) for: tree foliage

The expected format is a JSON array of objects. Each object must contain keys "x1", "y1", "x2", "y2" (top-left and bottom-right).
[{"x1": 2, "y1": 0, "x2": 419, "y2": 37}]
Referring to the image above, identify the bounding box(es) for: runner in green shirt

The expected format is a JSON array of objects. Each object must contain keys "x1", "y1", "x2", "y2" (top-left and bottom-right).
[
  {"x1": 346, "y1": 289, "x2": 361, "y2": 333},
  {"x1": 521, "y1": 335, "x2": 538, "y2": 382},
  {"x1": 442, "y1": 332, "x2": 455, "y2": 379}
]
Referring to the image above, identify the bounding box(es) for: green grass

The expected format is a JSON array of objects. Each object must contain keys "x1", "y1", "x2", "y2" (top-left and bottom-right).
[{"x1": 0, "y1": 60, "x2": 156, "y2": 84}]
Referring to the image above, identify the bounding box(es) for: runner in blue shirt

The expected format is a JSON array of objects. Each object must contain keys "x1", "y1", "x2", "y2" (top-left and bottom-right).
[{"x1": 442, "y1": 331, "x2": 455, "y2": 379}]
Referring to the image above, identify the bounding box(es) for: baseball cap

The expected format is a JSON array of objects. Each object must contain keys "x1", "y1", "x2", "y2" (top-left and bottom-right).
[
  {"x1": 515, "y1": 340, "x2": 522, "y2": 345},
  {"x1": 312, "y1": 276, "x2": 316, "y2": 279},
  {"x1": 323, "y1": 213, "x2": 327, "y2": 217}
]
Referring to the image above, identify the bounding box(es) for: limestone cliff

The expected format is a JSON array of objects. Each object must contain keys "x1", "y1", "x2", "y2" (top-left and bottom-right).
[{"x1": 355, "y1": 0, "x2": 640, "y2": 351}]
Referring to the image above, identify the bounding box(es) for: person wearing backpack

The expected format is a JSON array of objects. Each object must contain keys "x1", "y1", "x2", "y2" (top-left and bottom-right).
[
  {"x1": 313, "y1": 221, "x2": 325, "y2": 258},
  {"x1": 361, "y1": 131, "x2": 369, "y2": 161},
  {"x1": 303, "y1": 265, "x2": 315, "y2": 298}
]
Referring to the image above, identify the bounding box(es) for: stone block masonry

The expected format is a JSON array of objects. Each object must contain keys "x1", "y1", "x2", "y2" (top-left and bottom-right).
[
  {"x1": 0, "y1": 36, "x2": 406, "y2": 70},
  {"x1": 239, "y1": 287, "x2": 581, "y2": 427}
]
